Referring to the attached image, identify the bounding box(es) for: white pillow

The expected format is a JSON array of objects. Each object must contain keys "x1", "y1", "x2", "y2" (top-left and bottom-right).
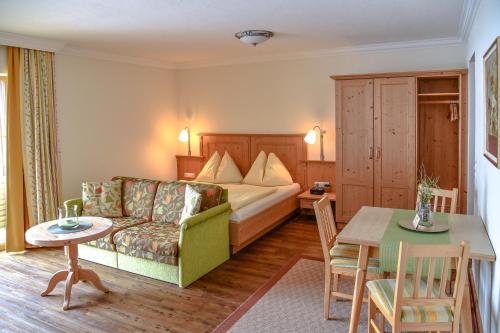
[
  {"x1": 262, "y1": 153, "x2": 293, "y2": 186},
  {"x1": 195, "y1": 151, "x2": 221, "y2": 183},
  {"x1": 179, "y1": 184, "x2": 203, "y2": 225},
  {"x1": 243, "y1": 151, "x2": 267, "y2": 185},
  {"x1": 215, "y1": 151, "x2": 243, "y2": 183}
]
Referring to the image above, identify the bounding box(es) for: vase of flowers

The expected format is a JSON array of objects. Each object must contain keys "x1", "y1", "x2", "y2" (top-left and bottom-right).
[{"x1": 417, "y1": 168, "x2": 439, "y2": 227}]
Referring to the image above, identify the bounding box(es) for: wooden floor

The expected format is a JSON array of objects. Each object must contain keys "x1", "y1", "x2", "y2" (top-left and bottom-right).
[{"x1": 0, "y1": 215, "x2": 322, "y2": 333}]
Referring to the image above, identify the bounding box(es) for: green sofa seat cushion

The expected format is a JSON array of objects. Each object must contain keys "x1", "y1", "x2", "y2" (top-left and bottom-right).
[
  {"x1": 113, "y1": 221, "x2": 180, "y2": 266},
  {"x1": 86, "y1": 216, "x2": 148, "y2": 251}
]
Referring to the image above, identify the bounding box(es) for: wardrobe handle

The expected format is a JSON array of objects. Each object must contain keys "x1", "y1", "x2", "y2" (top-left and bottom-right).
[
  {"x1": 376, "y1": 147, "x2": 381, "y2": 160},
  {"x1": 368, "y1": 147, "x2": 373, "y2": 160}
]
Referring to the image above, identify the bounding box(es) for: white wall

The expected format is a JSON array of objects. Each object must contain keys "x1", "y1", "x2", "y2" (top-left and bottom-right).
[
  {"x1": 178, "y1": 45, "x2": 466, "y2": 160},
  {"x1": 55, "y1": 54, "x2": 178, "y2": 199},
  {"x1": 466, "y1": 1, "x2": 500, "y2": 332}
]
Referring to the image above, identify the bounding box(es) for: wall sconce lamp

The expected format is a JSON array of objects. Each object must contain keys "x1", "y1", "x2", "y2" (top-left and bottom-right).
[
  {"x1": 304, "y1": 126, "x2": 326, "y2": 161},
  {"x1": 178, "y1": 127, "x2": 191, "y2": 156}
]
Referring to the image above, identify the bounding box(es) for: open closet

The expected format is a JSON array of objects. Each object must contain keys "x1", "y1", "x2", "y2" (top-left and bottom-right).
[
  {"x1": 332, "y1": 70, "x2": 467, "y2": 224},
  {"x1": 417, "y1": 74, "x2": 467, "y2": 212}
]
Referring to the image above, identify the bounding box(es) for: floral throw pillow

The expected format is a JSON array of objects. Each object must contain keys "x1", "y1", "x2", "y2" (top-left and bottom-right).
[
  {"x1": 179, "y1": 185, "x2": 203, "y2": 225},
  {"x1": 82, "y1": 180, "x2": 123, "y2": 217}
]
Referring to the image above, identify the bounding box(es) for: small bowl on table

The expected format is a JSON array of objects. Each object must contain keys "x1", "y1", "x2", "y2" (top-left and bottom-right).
[{"x1": 58, "y1": 219, "x2": 80, "y2": 230}]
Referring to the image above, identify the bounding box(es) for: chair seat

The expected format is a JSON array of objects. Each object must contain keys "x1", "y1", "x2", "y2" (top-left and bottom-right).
[
  {"x1": 113, "y1": 221, "x2": 180, "y2": 265},
  {"x1": 330, "y1": 256, "x2": 383, "y2": 274},
  {"x1": 86, "y1": 217, "x2": 148, "y2": 251},
  {"x1": 367, "y1": 279, "x2": 453, "y2": 323},
  {"x1": 329, "y1": 243, "x2": 361, "y2": 258}
]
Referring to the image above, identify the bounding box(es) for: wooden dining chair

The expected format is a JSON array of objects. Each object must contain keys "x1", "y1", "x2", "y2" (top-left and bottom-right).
[
  {"x1": 366, "y1": 240, "x2": 470, "y2": 333},
  {"x1": 313, "y1": 195, "x2": 384, "y2": 320},
  {"x1": 417, "y1": 186, "x2": 459, "y2": 214}
]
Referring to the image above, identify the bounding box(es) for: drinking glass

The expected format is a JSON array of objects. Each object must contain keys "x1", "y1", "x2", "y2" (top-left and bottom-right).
[
  {"x1": 73, "y1": 205, "x2": 79, "y2": 224},
  {"x1": 58, "y1": 207, "x2": 65, "y2": 227}
]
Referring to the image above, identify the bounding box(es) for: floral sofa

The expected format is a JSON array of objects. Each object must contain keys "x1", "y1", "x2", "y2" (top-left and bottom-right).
[{"x1": 64, "y1": 176, "x2": 231, "y2": 288}]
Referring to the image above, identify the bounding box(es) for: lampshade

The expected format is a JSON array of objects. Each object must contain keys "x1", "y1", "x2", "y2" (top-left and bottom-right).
[
  {"x1": 239, "y1": 35, "x2": 268, "y2": 45},
  {"x1": 178, "y1": 128, "x2": 189, "y2": 142},
  {"x1": 304, "y1": 126, "x2": 326, "y2": 160},
  {"x1": 304, "y1": 129, "x2": 317, "y2": 144}
]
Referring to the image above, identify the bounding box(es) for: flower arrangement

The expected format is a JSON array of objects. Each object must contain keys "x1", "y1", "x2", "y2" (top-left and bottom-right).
[{"x1": 417, "y1": 166, "x2": 439, "y2": 226}]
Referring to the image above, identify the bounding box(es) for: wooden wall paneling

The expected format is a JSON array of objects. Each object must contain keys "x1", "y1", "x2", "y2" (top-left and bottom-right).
[
  {"x1": 200, "y1": 134, "x2": 252, "y2": 175},
  {"x1": 374, "y1": 77, "x2": 416, "y2": 209},
  {"x1": 305, "y1": 161, "x2": 336, "y2": 190},
  {"x1": 250, "y1": 135, "x2": 307, "y2": 190},
  {"x1": 335, "y1": 79, "x2": 374, "y2": 222}
]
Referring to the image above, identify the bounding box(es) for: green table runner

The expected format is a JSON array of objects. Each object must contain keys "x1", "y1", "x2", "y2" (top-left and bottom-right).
[{"x1": 380, "y1": 209, "x2": 450, "y2": 276}]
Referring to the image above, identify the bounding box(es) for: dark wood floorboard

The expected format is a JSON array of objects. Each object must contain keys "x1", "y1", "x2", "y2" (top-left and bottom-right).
[{"x1": 0, "y1": 215, "x2": 322, "y2": 333}]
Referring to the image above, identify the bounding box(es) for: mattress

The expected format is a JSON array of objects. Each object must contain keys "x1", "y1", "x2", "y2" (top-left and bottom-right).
[
  {"x1": 219, "y1": 184, "x2": 278, "y2": 210},
  {"x1": 225, "y1": 183, "x2": 301, "y2": 222}
]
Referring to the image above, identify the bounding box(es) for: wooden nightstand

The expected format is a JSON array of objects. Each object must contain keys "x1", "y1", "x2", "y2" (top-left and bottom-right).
[
  {"x1": 175, "y1": 155, "x2": 205, "y2": 181},
  {"x1": 297, "y1": 190, "x2": 336, "y2": 210}
]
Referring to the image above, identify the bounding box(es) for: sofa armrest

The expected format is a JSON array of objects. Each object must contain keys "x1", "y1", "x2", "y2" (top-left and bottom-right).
[
  {"x1": 64, "y1": 198, "x2": 83, "y2": 216},
  {"x1": 177, "y1": 202, "x2": 231, "y2": 287},
  {"x1": 180, "y1": 202, "x2": 231, "y2": 231}
]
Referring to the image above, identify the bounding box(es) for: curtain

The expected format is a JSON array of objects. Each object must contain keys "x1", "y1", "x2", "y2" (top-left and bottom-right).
[
  {"x1": 5, "y1": 47, "x2": 61, "y2": 252},
  {"x1": 6, "y1": 46, "x2": 26, "y2": 252},
  {"x1": 20, "y1": 49, "x2": 61, "y2": 227}
]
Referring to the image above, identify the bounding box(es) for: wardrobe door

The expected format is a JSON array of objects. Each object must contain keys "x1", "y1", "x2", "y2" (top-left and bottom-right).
[
  {"x1": 373, "y1": 77, "x2": 416, "y2": 209},
  {"x1": 335, "y1": 79, "x2": 374, "y2": 222}
]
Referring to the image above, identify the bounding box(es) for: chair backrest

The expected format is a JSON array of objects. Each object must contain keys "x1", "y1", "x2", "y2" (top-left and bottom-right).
[
  {"x1": 392, "y1": 241, "x2": 470, "y2": 329},
  {"x1": 313, "y1": 195, "x2": 338, "y2": 262},
  {"x1": 417, "y1": 186, "x2": 459, "y2": 214}
]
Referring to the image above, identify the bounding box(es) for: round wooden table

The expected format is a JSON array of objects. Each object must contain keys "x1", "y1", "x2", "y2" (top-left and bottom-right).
[{"x1": 25, "y1": 216, "x2": 113, "y2": 310}]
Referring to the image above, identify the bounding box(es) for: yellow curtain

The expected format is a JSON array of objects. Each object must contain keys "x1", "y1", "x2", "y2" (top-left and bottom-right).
[{"x1": 6, "y1": 46, "x2": 27, "y2": 252}]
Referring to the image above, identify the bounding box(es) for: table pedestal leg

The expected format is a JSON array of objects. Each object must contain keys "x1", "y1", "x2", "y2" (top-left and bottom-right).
[
  {"x1": 349, "y1": 244, "x2": 369, "y2": 333},
  {"x1": 40, "y1": 244, "x2": 109, "y2": 311},
  {"x1": 79, "y1": 268, "x2": 109, "y2": 292},
  {"x1": 41, "y1": 269, "x2": 68, "y2": 296}
]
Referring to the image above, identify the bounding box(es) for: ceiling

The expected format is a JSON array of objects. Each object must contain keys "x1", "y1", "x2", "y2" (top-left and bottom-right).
[{"x1": 0, "y1": 0, "x2": 473, "y2": 68}]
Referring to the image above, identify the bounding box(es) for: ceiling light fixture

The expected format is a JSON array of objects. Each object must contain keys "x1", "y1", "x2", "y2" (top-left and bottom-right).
[{"x1": 235, "y1": 30, "x2": 274, "y2": 46}]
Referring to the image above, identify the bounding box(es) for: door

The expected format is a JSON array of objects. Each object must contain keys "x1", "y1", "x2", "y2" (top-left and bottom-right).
[
  {"x1": 335, "y1": 79, "x2": 374, "y2": 222},
  {"x1": 373, "y1": 77, "x2": 416, "y2": 209}
]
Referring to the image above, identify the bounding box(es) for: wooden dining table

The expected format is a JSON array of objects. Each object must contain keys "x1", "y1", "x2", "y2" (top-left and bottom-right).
[{"x1": 336, "y1": 206, "x2": 496, "y2": 333}]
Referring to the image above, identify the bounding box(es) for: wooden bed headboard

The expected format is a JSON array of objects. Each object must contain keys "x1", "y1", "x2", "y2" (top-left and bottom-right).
[{"x1": 199, "y1": 133, "x2": 307, "y2": 189}]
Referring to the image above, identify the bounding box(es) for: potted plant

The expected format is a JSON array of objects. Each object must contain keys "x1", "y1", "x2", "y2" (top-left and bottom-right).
[{"x1": 417, "y1": 168, "x2": 439, "y2": 227}]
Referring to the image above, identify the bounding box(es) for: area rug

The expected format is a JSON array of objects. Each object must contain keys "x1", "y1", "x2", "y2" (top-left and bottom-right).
[{"x1": 214, "y1": 256, "x2": 369, "y2": 333}]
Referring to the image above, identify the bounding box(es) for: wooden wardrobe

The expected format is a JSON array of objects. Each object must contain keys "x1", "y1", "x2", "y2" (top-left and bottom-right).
[{"x1": 332, "y1": 70, "x2": 467, "y2": 223}]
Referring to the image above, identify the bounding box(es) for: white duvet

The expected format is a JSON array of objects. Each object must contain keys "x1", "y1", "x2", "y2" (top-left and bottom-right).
[{"x1": 218, "y1": 183, "x2": 277, "y2": 210}]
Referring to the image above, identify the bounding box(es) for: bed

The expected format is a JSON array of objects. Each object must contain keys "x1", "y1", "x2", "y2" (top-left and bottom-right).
[{"x1": 199, "y1": 133, "x2": 307, "y2": 253}]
